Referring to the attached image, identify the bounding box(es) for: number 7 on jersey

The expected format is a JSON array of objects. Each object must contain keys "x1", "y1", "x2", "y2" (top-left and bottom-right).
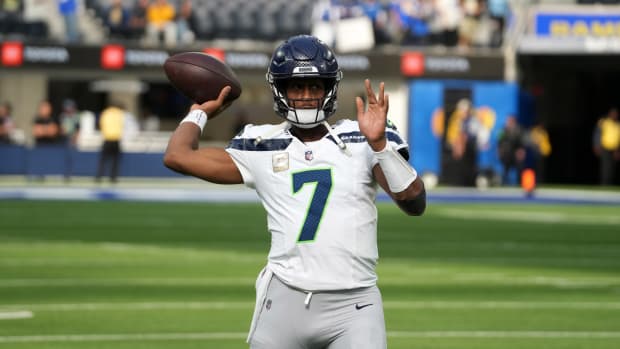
[{"x1": 292, "y1": 169, "x2": 333, "y2": 242}]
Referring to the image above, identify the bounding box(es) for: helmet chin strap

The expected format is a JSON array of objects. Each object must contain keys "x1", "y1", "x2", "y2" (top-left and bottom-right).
[
  {"x1": 287, "y1": 108, "x2": 325, "y2": 129},
  {"x1": 284, "y1": 108, "x2": 351, "y2": 156}
]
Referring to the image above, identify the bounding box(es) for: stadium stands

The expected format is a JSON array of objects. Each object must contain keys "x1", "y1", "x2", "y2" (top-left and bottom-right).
[
  {"x1": 1, "y1": 0, "x2": 521, "y2": 50},
  {"x1": 8, "y1": 0, "x2": 620, "y2": 49},
  {"x1": 83, "y1": 0, "x2": 314, "y2": 43}
]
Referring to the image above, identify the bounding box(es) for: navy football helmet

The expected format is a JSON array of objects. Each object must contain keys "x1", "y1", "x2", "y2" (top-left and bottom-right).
[{"x1": 266, "y1": 35, "x2": 342, "y2": 128}]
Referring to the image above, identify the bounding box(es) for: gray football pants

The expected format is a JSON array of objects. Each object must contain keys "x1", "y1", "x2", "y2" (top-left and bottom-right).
[{"x1": 249, "y1": 275, "x2": 387, "y2": 349}]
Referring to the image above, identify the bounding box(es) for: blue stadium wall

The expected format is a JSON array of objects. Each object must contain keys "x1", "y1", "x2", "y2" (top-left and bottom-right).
[
  {"x1": 0, "y1": 145, "x2": 181, "y2": 178},
  {"x1": 408, "y1": 79, "x2": 518, "y2": 178},
  {"x1": 2, "y1": 79, "x2": 517, "y2": 180}
]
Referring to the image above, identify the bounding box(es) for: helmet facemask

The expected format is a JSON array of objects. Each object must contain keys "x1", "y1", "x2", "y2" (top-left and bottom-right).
[{"x1": 268, "y1": 77, "x2": 340, "y2": 128}]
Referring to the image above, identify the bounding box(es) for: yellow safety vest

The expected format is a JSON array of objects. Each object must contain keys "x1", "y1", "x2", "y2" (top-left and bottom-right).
[{"x1": 599, "y1": 118, "x2": 620, "y2": 150}]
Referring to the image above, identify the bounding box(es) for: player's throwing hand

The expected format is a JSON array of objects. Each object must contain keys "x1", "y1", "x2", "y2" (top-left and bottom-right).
[{"x1": 190, "y1": 86, "x2": 232, "y2": 119}]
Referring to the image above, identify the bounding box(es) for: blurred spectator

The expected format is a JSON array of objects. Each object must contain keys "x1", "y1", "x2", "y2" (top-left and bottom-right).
[
  {"x1": 312, "y1": 0, "x2": 360, "y2": 48},
  {"x1": 145, "y1": 0, "x2": 177, "y2": 47},
  {"x1": 0, "y1": 102, "x2": 14, "y2": 144},
  {"x1": 32, "y1": 100, "x2": 61, "y2": 145},
  {"x1": 59, "y1": 99, "x2": 81, "y2": 181},
  {"x1": 433, "y1": 0, "x2": 460, "y2": 46},
  {"x1": 59, "y1": 98, "x2": 80, "y2": 145},
  {"x1": 129, "y1": 0, "x2": 148, "y2": 40},
  {"x1": 0, "y1": 0, "x2": 24, "y2": 35},
  {"x1": 460, "y1": 99, "x2": 483, "y2": 186},
  {"x1": 96, "y1": 101, "x2": 126, "y2": 183},
  {"x1": 487, "y1": 0, "x2": 509, "y2": 47},
  {"x1": 444, "y1": 99, "x2": 479, "y2": 186},
  {"x1": 592, "y1": 107, "x2": 620, "y2": 185},
  {"x1": 498, "y1": 115, "x2": 526, "y2": 185},
  {"x1": 391, "y1": 0, "x2": 434, "y2": 46},
  {"x1": 527, "y1": 121, "x2": 551, "y2": 183},
  {"x1": 104, "y1": 0, "x2": 131, "y2": 39},
  {"x1": 176, "y1": 0, "x2": 196, "y2": 45},
  {"x1": 446, "y1": 99, "x2": 469, "y2": 160},
  {"x1": 458, "y1": 0, "x2": 481, "y2": 48},
  {"x1": 58, "y1": 0, "x2": 80, "y2": 43},
  {"x1": 360, "y1": 0, "x2": 392, "y2": 45}
]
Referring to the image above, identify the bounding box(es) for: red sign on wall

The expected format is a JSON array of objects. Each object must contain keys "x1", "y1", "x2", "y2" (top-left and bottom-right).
[
  {"x1": 401, "y1": 51, "x2": 425, "y2": 76},
  {"x1": 101, "y1": 45, "x2": 125, "y2": 70},
  {"x1": 202, "y1": 48, "x2": 226, "y2": 62},
  {"x1": 1, "y1": 42, "x2": 24, "y2": 67}
]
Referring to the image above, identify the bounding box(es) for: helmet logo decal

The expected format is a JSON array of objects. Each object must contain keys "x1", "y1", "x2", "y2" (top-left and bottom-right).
[{"x1": 293, "y1": 66, "x2": 319, "y2": 74}]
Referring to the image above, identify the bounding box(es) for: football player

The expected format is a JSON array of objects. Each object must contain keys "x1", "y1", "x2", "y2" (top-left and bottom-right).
[{"x1": 164, "y1": 35, "x2": 426, "y2": 349}]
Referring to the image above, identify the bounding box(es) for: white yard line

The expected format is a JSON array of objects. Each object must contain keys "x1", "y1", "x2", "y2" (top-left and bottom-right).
[
  {"x1": 2, "y1": 275, "x2": 618, "y2": 288},
  {"x1": 2, "y1": 301, "x2": 620, "y2": 312},
  {"x1": 388, "y1": 331, "x2": 620, "y2": 338},
  {"x1": 0, "y1": 278, "x2": 256, "y2": 287},
  {"x1": 0, "y1": 302, "x2": 252, "y2": 311},
  {"x1": 436, "y1": 208, "x2": 620, "y2": 225},
  {"x1": 1, "y1": 331, "x2": 620, "y2": 343},
  {"x1": 0, "y1": 311, "x2": 33, "y2": 320},
  {"x1": 0, "y1": 332, "x2": 245, "y2": 343},
  {"x1": 384, "y1": 301, "x2": 620, "y2": 309}
]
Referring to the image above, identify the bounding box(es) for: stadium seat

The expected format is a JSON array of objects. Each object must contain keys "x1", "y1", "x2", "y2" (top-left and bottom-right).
[{"x1": 234, "y1": 6, "x2": 258, "y2": 39}]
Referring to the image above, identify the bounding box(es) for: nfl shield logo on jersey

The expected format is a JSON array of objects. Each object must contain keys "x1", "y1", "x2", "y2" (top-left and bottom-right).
[{"x1": 305, "y1": 150, "x2": 313, "y2": 162}]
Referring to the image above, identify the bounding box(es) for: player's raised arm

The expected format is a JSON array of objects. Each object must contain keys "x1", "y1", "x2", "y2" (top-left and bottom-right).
[
  {"x1": 357, "y1": 79, "x2": 426, "y2": 216},
  {"x1": 163, "y1": 86, "x2": 243, "y2": 184}
]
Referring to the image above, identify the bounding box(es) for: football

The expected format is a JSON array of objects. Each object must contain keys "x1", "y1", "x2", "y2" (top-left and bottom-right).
[{"x1": 163, "y1": 52, "x2": 242, "y2": 105}]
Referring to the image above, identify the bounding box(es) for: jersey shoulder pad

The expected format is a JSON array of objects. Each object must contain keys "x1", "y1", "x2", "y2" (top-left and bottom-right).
[
  {"x1": 228, "y1": 123, "x2": 293, "y2": 151},
  {"x1": 234, "y1": 123, "x2": 288, "y2": 139},
  {"x1": 331, "y1": 118, "x2": 360, "y2": 132}
]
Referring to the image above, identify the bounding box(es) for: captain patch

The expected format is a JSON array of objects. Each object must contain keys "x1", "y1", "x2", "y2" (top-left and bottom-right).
[{"x1": 272, "y1": 152, "x2": 289, "y2": 172}]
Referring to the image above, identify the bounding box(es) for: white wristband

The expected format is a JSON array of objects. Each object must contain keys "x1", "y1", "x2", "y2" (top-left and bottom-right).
[
  {"x1": 374, "y1": 143, "x2": 418, "y2": 193},
  {"x1": 180, "y1": 110, "x2": 208, "y2": 133}
]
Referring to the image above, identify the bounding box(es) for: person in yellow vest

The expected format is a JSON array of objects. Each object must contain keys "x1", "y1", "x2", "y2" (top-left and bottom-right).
[
  {"x1": 528, "y1": 121, "x2": 551, "y2": 183},
  {"x1": 96, "y1": 102, "x2": 125, "y2": 183},
  {"x1": 593, "y1": 107, "x2": 620, "y2": 185}
]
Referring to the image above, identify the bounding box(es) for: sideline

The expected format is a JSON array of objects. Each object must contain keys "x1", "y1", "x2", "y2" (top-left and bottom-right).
[{"x1": 0, "y1": 177, "x2": 618, "y2": 204}]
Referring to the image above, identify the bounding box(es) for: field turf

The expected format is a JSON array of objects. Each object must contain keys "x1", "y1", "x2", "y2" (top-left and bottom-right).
[{"x1": 0, "y1": 200, "x2": 619, "y2": 348}]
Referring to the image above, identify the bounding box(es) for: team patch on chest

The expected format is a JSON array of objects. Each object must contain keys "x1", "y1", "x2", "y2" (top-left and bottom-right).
[
  {"x1": 272, "y1": 152, "x2": 289, "y2": 172},
  {"x1": 304, "y1": 150, "x2": 313, "y2": 162}
]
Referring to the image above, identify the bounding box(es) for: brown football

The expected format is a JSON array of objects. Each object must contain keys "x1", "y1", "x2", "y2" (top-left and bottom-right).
[{"x1": 163, "y1": 52, "x2": 242, "y2": 105}]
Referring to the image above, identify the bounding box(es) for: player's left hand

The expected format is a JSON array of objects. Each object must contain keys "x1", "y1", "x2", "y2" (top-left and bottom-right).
[{"x1": 356, "y1": 79, "x2": 389, "y2": 152}]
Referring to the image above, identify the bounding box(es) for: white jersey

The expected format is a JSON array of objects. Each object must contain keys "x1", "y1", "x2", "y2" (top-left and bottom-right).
[{"x1": 226, "y1": 119, "x2": 408, "y2": 291}]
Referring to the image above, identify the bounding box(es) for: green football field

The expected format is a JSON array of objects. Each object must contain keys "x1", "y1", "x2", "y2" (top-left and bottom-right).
[{"x1": 0, "y1": 200, "x2": 619, "y2": 349}]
